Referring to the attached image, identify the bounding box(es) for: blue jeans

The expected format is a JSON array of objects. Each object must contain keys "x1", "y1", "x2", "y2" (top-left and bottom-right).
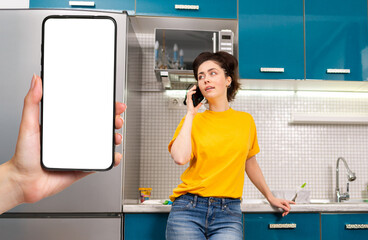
[{"x1": 166, "y1": 193, "x2": 243, "y2": 240}]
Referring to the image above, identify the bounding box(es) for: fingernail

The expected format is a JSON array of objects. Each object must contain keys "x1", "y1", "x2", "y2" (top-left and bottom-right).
[
  {"x1": 123, "y1": 103, "x2": 127, "y2": 109},
  {"x1": 31, "y1": 74, "x2": 36, "y2": 89}
]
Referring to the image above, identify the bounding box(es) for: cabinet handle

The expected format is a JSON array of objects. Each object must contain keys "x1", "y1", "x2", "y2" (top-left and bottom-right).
[
  {"x1": 260, "y1": 67, "x2": 284, "y2": 73},
  {"x1": 69, "y1": 1, "x2": 95, "y2": 7},
  {"x1": 326, "y1": 69, "x2": 350, "y2": 74},
  {"x1": 269, "y1": 224, "x2": 297, "y2": 229},
  {"x1": 346, "y1": 224, "x2": 368, "y2": 230},
  {"x1": 174, "y1": 4, "x2": 200, "y2": 10}
]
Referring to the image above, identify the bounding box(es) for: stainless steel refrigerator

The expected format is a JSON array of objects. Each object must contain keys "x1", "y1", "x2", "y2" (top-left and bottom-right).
[{"x1": 0, "y1": 9, "x2": 142, "y2": 240}]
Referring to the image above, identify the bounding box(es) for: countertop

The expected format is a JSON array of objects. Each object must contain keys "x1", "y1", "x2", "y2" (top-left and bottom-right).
[{"x1": 123, "y1": 200, "x2": 368, "y2": 213}]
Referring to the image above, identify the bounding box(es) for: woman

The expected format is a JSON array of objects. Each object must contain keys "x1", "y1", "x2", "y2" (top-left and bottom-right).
[{"x1": 166, "y1": 52, "x2": 294, "y2": 240}]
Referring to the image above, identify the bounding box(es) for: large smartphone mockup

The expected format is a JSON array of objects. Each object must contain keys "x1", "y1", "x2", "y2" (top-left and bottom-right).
[{"x1": 41, "y1": 16, "x2": 116, "y2": 171}]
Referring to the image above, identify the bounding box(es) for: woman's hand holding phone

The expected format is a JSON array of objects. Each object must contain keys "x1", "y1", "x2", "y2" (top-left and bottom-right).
[{"x1": 185, "y1": 85, "x2": 203, "y2": 116}]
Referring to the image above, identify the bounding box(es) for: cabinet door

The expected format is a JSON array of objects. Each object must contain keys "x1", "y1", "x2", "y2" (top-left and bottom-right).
[
  {"x1": 244, "y1": 213, "x2": 320, "y2": 240},
  {"x1": 136, "y1": 0, "x2": 237, "y2": 19},
  {"x1": 306, "y1": 0, "x2": 368, "y2": 81},
  {"x1": 322, "y1": 213, "x2": 368, "y2": 240},
  {"x1": 0, "y1": 217, "x2": 121, "y2": 240},
  {"x1": 124, "y1": 213, "x2": 169, "y2": 240},
  {"x1": 30, "y1": 0, "x2": 134, "y2": 12},
  {"x1": 238, "y1": 0, "x2": 304, "y2": 79}
]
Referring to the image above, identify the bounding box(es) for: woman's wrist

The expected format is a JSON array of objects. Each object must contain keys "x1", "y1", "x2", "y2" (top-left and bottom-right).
[{"x1": 265, "y1": 192, "x2": 275, "y2": 202}]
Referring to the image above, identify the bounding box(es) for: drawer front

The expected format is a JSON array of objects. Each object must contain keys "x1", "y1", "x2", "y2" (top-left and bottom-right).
[
  {"x1": 124, "y1": 213, "x2": 169, "y2": 240},
  {"x1": 322, "y1": 213, "x2": 368, "y2": 239},
  {"x1": 136, "y1": 0, "x2": 237, "y2": 19},
  {"x1": 244, "y1": 213, "x2": 320, "y2": 240}
]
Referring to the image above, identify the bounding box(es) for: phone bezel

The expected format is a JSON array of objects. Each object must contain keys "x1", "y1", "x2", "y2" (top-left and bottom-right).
[{"x1": 40, "y1": 15, "x2": 117, "y2": 171}]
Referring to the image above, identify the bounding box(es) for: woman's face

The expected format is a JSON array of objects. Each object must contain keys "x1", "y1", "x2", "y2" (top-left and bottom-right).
[{"x1": 197, "y1": 60, "x2": 231, "y2": 103}]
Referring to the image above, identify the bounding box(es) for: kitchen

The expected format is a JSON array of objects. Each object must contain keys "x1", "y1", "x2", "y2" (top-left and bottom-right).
[{"x1": 1, "y1": 0, "x2": 368, "y2": 239}]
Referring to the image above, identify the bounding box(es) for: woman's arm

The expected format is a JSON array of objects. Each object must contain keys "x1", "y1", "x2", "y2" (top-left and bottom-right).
[
  {"x1": 245, "y1": 156, "x2": 295, "y2": 217},
  {"x1": 170, "y1": 113, "x2": 194, "y2": 165},
  {"x1": 170, "y1": 85, "x2": 202, "y2": 165}
]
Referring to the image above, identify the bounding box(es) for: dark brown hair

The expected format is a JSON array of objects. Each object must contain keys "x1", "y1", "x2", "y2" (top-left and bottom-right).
[{"x1": 192, "y1": 51, "x2": 240, "y2": 102}]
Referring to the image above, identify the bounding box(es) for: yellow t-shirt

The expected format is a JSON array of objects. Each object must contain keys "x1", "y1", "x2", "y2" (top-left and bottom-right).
[{"x1": 168, "y1": 108, "x2": 260, "y2": 201}]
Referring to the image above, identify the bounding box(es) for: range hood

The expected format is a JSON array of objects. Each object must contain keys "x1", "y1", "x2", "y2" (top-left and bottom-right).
[{"x1": 155, "y1": 69, "x2": 196, "y2": 90}]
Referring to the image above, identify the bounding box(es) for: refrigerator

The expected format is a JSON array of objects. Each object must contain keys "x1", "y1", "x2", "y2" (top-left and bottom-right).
[{"x1": 0, "y1": 9, "x2": 142, "y2": 239}]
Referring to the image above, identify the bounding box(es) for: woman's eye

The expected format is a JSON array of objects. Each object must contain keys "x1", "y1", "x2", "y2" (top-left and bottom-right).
[
  {"x1": 198, "y1": 75, "x2": 204, "y2": 80},
  {"x1": 210, "y1": 72, "x2": 216, "y2": 76}
]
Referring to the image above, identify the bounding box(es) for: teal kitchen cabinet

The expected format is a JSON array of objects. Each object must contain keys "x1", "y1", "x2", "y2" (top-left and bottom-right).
[
  {"x1": 30, "y1": 0, "x2": 134, "y2": 12},
  {"x1": 238, "y1": 0, "x2": 304, "y2": 80},
  {"x1": 322, "y1": 213, "x2": 368, "y2": 240},
  {"x1": 244, "y1": 213, "x2": 320, "y2": 240},
  {"x1": 124, "y1": 213, "x2": 169, "y2": 240},
  {"x1": 136, "y1": 0, "x2": 237, "y2": 19},
  {"x1": 305, "y1": 0, "x2": 368, "y2": 81}
]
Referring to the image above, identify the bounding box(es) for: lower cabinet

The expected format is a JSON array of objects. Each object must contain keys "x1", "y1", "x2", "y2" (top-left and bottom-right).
[
  {"x1": 122, "y1": 212, "x2": 368, "y2": 239},
  {"x1": 124, "y1": 213, "x2": 169, "y2": 240},
  {"x1": 321, "y1": 213, "x2": 368, "y2": 240},
  {"x1": 244, "y1": 213, "x2": 320, "y2": 240}
]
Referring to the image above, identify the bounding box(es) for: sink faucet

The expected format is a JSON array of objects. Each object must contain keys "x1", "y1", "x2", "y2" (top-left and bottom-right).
[{"x1": 336, "y1": 157, "x2": 356, "y2": 202}]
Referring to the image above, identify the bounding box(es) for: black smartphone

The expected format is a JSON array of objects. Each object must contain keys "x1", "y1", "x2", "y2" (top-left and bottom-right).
[
  {"x1": 41, "y1": 16, "x2": 116, "y2": 171},
  {"x1": 183, "y1": 84, "x2": 204, "y2": 107}
]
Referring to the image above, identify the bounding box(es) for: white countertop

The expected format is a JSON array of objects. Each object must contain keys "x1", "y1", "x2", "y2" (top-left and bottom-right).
[{"x1": 123, "y1": 200, "x2": 368, "y2": 213}]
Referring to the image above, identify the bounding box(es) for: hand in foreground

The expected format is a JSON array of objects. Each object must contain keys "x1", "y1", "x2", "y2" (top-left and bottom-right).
[
  {"x1": 0, "y1": 74, "x2": 126, "y2": 214},
  {"x1": 267, "y1": 196, "x2": 295, "y2": 217}
]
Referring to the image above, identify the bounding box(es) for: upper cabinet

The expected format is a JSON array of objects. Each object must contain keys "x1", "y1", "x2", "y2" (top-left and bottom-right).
[
  {"x1": 305, "y1": 0, "x2": 368, "y2": 81},
  {"x1": 238, "y1": 0, "x2": 304, "y2": 80},
  {"x1": 135, "y1": 0, "x2": 237, "y2": 19},
  {"x1": 30, "y1": 0, "x2": 135, "y2": 12}
]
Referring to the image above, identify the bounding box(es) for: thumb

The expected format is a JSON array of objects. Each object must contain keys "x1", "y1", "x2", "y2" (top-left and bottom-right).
[{"x1": 19, "y1": 74, "x2": 43, "y2": 136}]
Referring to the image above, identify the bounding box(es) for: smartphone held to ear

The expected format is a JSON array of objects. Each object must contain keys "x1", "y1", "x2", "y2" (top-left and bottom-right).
[
  {"x1": 183, "y1": 84, "x2": 204, "y2": 107},
  {"x1": 41, "y1": 16, "x2": 117, "y2": 171}
]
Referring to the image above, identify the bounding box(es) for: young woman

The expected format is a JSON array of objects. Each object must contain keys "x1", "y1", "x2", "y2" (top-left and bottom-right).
[{"x1": 166, "y1": 52, "x2": 294, "y2": 240}]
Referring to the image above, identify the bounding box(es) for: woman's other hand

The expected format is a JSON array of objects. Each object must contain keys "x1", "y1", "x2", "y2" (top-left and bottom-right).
[{"x1": 267, "y1": 196, "x2": 295, "y2": 217}]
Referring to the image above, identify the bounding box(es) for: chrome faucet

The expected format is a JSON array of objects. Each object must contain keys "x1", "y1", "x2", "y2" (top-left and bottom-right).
[{"x1": 336, "y1": 157, "x2": 356, "y2": 202}]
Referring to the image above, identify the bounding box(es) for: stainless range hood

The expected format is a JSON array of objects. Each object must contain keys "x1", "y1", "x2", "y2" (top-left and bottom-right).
[{"x1": 155, "y1": 69, "x2": 196, "y2": 89}]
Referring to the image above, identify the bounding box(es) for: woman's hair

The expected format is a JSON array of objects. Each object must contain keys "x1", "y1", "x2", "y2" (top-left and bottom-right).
[{"x1": 192, "y1": 51, "x2": 240, "y2": 102}]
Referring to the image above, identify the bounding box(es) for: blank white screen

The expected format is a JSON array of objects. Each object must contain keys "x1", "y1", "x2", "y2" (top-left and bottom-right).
[{"x1": 42, "y1": 17, "x2": 115, "y2": 170}]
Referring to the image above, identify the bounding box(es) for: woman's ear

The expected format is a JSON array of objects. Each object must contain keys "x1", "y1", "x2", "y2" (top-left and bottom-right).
[{"x1": 226, "y1": 76, "x2": 232, "y2": 87}]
